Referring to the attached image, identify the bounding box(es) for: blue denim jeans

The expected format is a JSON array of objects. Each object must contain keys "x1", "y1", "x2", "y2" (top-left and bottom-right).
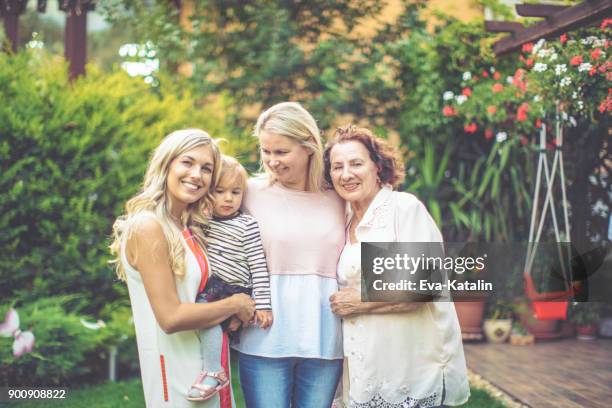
[{"x1": 237, "y1": 351, "x2": 342, "y2": 408}]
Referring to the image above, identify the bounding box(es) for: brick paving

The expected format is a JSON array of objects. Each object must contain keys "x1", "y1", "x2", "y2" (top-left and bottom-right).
[{"x1": 464, "y1": 339, "x2": 612, "y2": 408}]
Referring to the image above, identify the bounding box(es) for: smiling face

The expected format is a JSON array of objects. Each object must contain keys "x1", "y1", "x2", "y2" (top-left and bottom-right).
[
  {"x1": 329, "y1": 140, "x2": 381, "y2": 208},
  {"x1": 212, "y1": 174, "x2": 244, "y2": 218},
  {"x1": 259, "y1": 130, "x2": 311, "y2": 191},
  {"x1": 166, "y1": 145, "x2": 215, "y2": 216}
]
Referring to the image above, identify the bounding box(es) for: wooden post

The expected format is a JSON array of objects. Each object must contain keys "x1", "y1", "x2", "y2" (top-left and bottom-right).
[
  {"x1": 60, "y1": 1, "x2": 95, "y2": 80},
  {"x1": 64, "y1": 5, "x2": 87, "y2": 79},
  {"x1": 2, "y1": 12, "x2": 18, "y2": 52},
  {"x1": 1, "y1": 0, "x2": 28, "y2": 52}
]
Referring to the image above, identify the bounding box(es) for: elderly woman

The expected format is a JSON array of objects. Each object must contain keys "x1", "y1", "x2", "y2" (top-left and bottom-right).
[
  {"x1": 233, "y1": 102, "x2": 345, "y2": 407},
  {"x1": 325, "y1": 126, "x2": 470, "y2": 407}
]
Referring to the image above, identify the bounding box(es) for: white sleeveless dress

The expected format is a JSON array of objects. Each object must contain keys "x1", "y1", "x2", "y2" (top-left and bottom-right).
[{"x1": 121, "y1": 214, "x2": 222, "y2": 408}]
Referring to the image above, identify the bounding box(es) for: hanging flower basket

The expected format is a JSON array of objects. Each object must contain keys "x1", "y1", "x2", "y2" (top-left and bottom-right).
[{"x1": 524, "y1": 273, "x2": 572, "y2": 320}]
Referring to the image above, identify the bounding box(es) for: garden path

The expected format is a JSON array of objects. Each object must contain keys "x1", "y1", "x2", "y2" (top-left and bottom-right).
[{"x1": 464, "y1": 338, "x2": 612, "y2": 408}]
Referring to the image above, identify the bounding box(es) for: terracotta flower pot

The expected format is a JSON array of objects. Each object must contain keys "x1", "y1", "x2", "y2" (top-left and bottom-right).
[
  {"x1": 509, "y1": 332, "x2": 534, "y2": 345},
  {"x1": 453, "y1": 291, "x2": 488, "y2": 340}
]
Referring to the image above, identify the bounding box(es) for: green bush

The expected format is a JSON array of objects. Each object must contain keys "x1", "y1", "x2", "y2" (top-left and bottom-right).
[
  {"x1": 0, "y1": 50, "x2": 242, "y2": 313},
  {"x1": 0, "y1": 298, "x2": 138, "y2": 386},
  {"x1": 0, "y1": 297, "x2": 105, "y2": 385},
  {"x1": 0, "y1": 50, "x2": 250, "y2": 384}
]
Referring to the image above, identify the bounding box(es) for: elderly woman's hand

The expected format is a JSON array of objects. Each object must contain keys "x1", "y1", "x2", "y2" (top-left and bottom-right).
[{"x1": 329, "y1": 288, "x2": 363, "y2": 318}]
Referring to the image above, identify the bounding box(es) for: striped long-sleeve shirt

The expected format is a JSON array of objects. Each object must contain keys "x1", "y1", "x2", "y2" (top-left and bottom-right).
[{"x1": 204, "y1": 212, "x2": 271, "y2": 310}]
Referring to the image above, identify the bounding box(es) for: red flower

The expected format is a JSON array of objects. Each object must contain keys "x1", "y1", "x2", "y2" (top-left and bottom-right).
[
  {"x1": 535, "y1": 119, "x2": 542, "y2": 129},
  {"x1": 589, "y1": 66, "x2": 597, "y2": 76},
  {"x1": 512, "y1": 68, "x2": 527, "y2": 92},
  {"x1": 493, "y1": 71, "x2": 501, "y2": 80},
  {"x1": 492, "y1": 83, "x2": 504, "y2": 93},
  {"x1": 443, "y1": 106, "x2": 456, "y2": 117},
  {"x1": 607, "y1": 72, "x2": 612, "y2": 82},
  {"x1": 597, "y1": 96, "x2": 612, "y2": 113},
  {"x1": 482, "y1": 71, "x2": 489, "y2": 78},
  {"x1": 601, "y1": 18, "x2": 612, "y2": 30},
  {"x1": 462, "y1": 87, "x2": 472, "y2": 97},
  {"x1": 591, "y1": 48, "x2": 602, "y2": 61},
  {"x1": 464, "y1": 123, "x2": 478, "y2": 134},
  {"x1": 484, "y1": 129, "x2": 494, "y2": 140},
  {"x1": 602, "y1": 96, "x2": 612, "y2": 112},
  {"x1": 522, "y1": 43, "x2": 533, "y2": 53},
  {"x1": 487, "y1": 105, "x2": 497, "y2": 114},
  {"x1": 517, "y1": 103, "x2": 529, "y2": 122},
  {"x1": 570, "y1": 55, "x2": 583, "y2": 66},
  {"x1": 560, "y1": 33, "x2": 567, "y2": 44},
  {"x1": 520, "y1": 135, "x2": 529, "y2": 146},
  {"x1": 526, "y1": 58, "x2": 534, "y2": 68},
  {"x1": 514, "y1": 68, "x2": 526, "y2": 80}
]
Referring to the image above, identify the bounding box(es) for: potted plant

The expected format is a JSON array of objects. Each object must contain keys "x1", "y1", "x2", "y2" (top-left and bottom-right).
[
  {"x1": 509, "y1": 321, "x2": 534, "y2": 345},
  {"x1": 514, "y1": 298, "x2": 561, "y2": 340},
  {"x1": 569, "y1": 302, "x2": 602, "y2": 340},
  {"x1": 451, "y1": 244, "x2": 489, "y2": 340},
  {"x1": 483, "y1": 300, "x2": 513, "y2": 343}
]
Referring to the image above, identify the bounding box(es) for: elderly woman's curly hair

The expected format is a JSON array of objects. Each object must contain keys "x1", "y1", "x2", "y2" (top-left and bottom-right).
[{"x1": 323, "y1": 125, "x2": 405, "y2": 189}]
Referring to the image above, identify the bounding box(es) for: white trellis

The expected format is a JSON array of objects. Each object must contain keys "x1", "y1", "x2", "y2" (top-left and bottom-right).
[{"x1": 523, "y1": 104, "x2": 574, "y2": 319}]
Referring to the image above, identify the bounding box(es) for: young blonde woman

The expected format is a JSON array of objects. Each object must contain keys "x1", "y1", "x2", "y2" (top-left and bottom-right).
[
  {"x1": 233, "y1": 103, "x2": 345, "y2": 407},
  {"x1": 110, "y1": 129, "x2": 255, "y2": 408}
]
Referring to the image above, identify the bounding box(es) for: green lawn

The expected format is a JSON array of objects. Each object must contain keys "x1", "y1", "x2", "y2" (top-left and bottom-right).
[
  {"x1": 458, "y1": 388, "x2": 508, "y2": 408},
  {"x1": 5, "y1": 379, "x2": 145, "y2": 407},
  {"x1": 7, "y1": 381, "x2": 507, "y2": 408},
  {"x1": 7, "y1": 360, "x2": 505, "y2": 408}
]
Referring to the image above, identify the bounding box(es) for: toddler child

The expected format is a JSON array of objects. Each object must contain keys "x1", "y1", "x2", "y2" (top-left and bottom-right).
[{"x1": 187, "y1": 155, "x2": 272, "y2": 402}]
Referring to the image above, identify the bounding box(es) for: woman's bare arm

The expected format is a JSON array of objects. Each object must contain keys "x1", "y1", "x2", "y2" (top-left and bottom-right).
[
  {"x1": 127, "y1": 218, "x2": 255, "y2": 334},
  {"x1": 330, "y1": 287, "x2": 423, "y2": 319}
]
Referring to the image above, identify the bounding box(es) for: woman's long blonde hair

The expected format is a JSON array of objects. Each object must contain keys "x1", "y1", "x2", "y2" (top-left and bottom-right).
[
  {"x1": 254, "y1": 102, "x2": 324, "y2": 192},
  {"x1": 110, "y1": 129, "x2": 221, "y2": 281}
]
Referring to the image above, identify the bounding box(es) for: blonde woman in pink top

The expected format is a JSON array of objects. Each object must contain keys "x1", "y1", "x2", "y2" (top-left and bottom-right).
[{"x1": 233, "y1": 102, "x2": 345, "y2": 407}]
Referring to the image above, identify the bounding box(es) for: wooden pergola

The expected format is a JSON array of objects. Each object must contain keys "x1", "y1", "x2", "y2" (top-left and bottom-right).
[
  {"x1": 1, "y1": 0, "x2": 96, "y2": 79},
  {"x1": 484, "y1": 2, "x2": 611, "y2": 319},
  {"x1": 485, "y1": 0, "x2": 612, "y2": 55}
]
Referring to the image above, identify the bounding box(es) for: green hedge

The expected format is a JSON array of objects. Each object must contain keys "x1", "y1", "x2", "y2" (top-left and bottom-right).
[
  {"x1": 0, "y1": 50, "x2": 247, "y2": 384},
  {"x1": 0, "y1": 51, "x2": 241, "y2": 310}
]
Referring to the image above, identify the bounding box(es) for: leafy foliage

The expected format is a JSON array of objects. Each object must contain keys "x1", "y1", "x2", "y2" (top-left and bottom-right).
[
  {"x1": 0, "y1": 50, "x2": 238, "y2": 311},
  {"x1": 99, "y1": 1, "x2": 546, "y2": 243},
  {"x1": 0, "y1": 49, "x2": 245, "y2": 385}
]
